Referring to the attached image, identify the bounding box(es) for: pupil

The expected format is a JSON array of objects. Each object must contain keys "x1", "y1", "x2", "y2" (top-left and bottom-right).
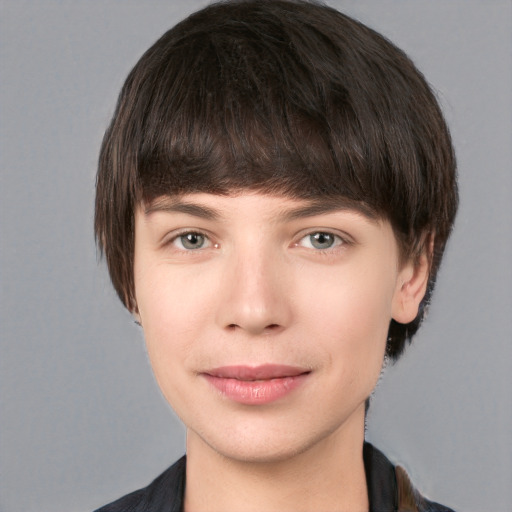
[
  {"x1": 182, "y1": 233, "x2": 203, "y2": 249},
  {"x1": 312, "y1": 232, "x2": 333, "y2": 248}
]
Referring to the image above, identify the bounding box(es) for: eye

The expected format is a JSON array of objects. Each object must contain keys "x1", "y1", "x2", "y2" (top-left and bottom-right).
[
  {"x1": 173, "y1": 232, "x2": 210, "y2": 250},
  {"x1": 299, "y1": 231, "x2": 343, "y2": 250}
]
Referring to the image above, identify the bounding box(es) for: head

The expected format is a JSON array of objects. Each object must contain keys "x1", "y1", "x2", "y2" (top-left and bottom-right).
[{"x1": 95, "y1": 0, "x2": 457, "y2": 361}]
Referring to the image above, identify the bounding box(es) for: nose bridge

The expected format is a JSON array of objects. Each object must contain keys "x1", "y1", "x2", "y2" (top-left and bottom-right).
[{"x1": 217, "y1": 236, "x2": 290, "y2": 334}]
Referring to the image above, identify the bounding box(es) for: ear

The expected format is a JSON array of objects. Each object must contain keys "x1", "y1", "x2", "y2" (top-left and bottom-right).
[{"x1": 391, "y1": 244, "x2": 431, "y2": 325}]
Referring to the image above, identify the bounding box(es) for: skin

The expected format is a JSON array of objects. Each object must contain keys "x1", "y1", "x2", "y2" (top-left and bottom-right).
[{"x1": 133, "y1": 192, "x2": 429, "y2": 512}]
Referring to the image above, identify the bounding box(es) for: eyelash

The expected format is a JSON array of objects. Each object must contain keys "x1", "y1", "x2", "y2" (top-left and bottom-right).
[
  {"x1": 165, "y1": 230, "x2": 350, "y2": 253},
  {"x1": 168, "y1": 230, "x2": 215, "y2": 251},
  {"x1": 295, "y1": 231, "x2": 347, "y2": 251}
]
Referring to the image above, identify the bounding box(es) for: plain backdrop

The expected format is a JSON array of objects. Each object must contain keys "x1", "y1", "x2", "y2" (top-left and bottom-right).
[{"x1": 1, "y1": 1, "x2": 511, "y2": 511}]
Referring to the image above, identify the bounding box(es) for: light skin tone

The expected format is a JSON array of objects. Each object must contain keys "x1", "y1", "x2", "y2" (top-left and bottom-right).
[{"x1": 133, "y1": 192, "x2": 430, "y2": 512}]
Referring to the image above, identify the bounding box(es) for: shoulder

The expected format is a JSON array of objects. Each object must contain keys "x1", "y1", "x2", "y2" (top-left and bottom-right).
[{"x1": 93, "y1": 455, "x2": 186, "y2": 512}]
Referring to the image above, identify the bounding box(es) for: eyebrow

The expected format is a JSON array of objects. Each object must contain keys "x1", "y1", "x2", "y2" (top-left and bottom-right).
[
  {"x1": 279, "y1": 200, "x2": 378, "y2": 222},
  {"x1": 144, "y1": 199, "x2": 221, "y2": 220},
  {"x1": 144, "y1": 197, "x2": 378, "y2": 222}
]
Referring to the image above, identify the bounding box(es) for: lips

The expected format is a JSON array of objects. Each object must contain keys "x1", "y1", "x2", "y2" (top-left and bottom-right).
[{"x1": 202, "y1": 365, "x2": 310, "y2": 405}]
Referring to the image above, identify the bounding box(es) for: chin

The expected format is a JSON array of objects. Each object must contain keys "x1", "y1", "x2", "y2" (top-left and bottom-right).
[
  {"x1": 189, "y1": 417, "x2": 349, "y2": 466},
  {"x1": 208, "y1": 439, "x2": 311, "y2": 465}
]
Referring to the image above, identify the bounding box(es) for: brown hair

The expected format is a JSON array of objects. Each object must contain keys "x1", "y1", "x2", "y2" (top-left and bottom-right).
[{"x1": 95, "y1": 0, "x2": 458, "y2": 360}]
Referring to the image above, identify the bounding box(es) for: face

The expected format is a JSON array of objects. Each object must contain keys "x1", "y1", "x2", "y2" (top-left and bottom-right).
[{"x1": 133, "y1": 192, "x2": 425, "y2": 463}]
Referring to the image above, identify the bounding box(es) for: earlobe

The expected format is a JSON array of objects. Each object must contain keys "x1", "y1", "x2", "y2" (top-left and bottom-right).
[{"x1": 391, "y1": 250, "x2": 431, "y2": 325}]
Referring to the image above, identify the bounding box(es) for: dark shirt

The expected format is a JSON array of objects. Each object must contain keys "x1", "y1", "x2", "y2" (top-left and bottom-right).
[{"x1": 94, "y1": 443, "x2": 454, "y2": 512}]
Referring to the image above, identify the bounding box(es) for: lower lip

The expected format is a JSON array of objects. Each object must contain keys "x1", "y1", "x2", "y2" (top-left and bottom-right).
[{"x1": 203, "y1": 373, "x2": 309, "y2": 405}]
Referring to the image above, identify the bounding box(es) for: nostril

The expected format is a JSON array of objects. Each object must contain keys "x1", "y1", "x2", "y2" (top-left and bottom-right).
[{"x1": 226, "y1": 324, "x2": 281, "y2": 333}]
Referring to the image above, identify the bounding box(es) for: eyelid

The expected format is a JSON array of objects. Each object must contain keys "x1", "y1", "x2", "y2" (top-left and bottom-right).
[
  {"x1": 162, "y1": 228, "x2": 217, "y2": 250},
  {"x1": 294, "y1": 229, "x2": 354, "y2": 250}
]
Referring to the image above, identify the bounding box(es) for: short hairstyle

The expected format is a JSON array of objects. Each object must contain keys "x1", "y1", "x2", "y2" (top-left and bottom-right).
[{"x1": 95, "y1": 0, "x2": 458, "y2": 360}]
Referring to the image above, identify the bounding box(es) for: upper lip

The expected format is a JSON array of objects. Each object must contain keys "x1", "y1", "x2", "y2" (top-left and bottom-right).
[{"x1": 205, "y1": 364, "x2": 310, "y2": 381}]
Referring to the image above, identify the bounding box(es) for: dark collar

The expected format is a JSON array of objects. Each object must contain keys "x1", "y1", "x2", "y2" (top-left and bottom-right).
[{"x1": 363, "y1": 442, "x2": 397, "y2": 511}]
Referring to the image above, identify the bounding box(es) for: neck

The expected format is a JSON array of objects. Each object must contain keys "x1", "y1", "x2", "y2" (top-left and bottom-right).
[{"x1": 184, "y1": 408, "x2": 368, "y2": 512}]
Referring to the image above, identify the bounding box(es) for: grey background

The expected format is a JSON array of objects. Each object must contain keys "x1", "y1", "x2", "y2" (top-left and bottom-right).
[{"x1": 1, "y1": 1, "x2": 511, "y2": 511}]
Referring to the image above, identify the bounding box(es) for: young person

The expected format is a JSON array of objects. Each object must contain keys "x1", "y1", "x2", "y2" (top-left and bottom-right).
[{"x1": 94, "y1": 1, "x2": 458, "y2": 510}]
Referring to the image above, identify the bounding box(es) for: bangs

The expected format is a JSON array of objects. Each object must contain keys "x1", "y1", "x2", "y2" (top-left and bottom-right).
[{"x1": 135, "y1": 27, "x2": 374, "y2": 208}]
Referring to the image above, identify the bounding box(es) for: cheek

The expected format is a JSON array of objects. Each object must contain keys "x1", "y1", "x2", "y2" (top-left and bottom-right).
[
  {"x1": 135, "y1": 273, "x2": 200, "y2": 412},
  {"x1": 299, "y1": 263, "x2": 395, "y2": 335},
  {"x1": 297, "y1": 265, "x2": 394, "y2": 379},
  {"x1": 135, "y1": 267, "x2": 196, "y2": 369},
  {"x1": 134, "y1": 261, "x2": 226, "y2": 396},
  {"x1": 137, "y1": 262, "x2": 214, "y2": 328}
]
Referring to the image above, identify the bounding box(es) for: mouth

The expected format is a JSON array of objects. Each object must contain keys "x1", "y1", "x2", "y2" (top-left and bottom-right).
[{"x1": 202, "y1": 364, "x2": 311, "y2": 405}]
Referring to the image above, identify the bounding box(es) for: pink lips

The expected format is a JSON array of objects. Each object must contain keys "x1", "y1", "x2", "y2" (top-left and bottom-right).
[{"x1": 203, "y1": 364, "x2": 310, "y2": 405}]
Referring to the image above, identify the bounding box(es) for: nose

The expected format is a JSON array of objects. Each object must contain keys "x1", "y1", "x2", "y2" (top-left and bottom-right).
[{"x1": 215, "y1": 246, "x2": 292, "y2": 336}]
